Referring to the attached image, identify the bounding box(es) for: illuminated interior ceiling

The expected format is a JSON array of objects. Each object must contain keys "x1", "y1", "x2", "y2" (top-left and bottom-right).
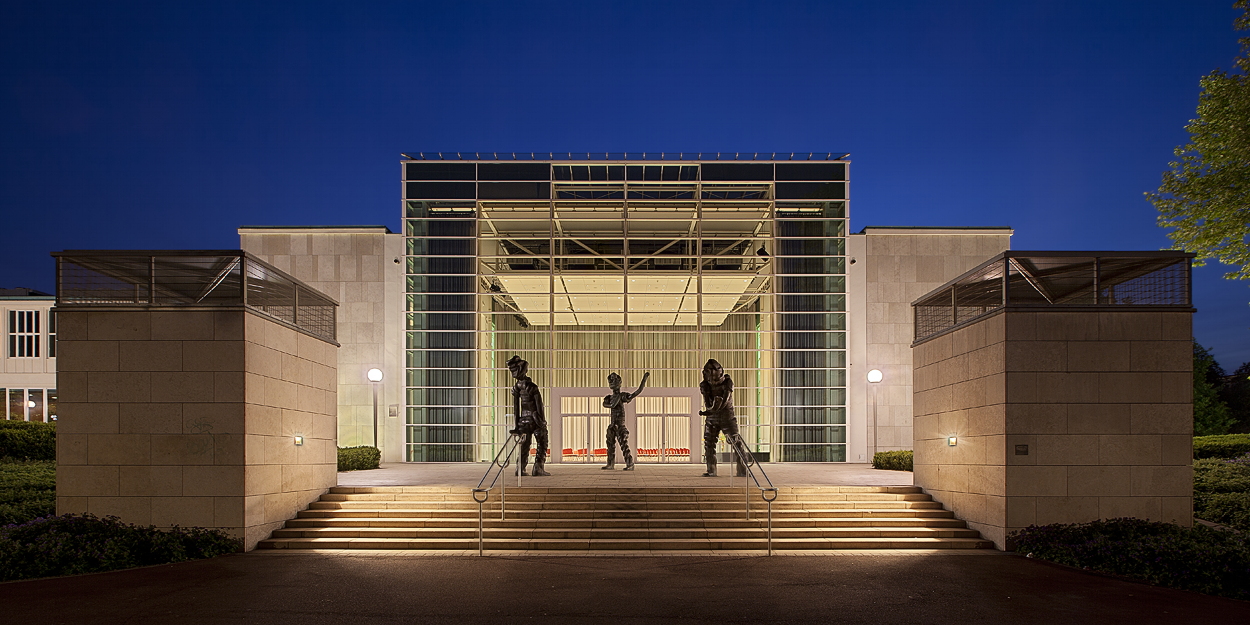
[{"x1": 495, "y1": 275, "x2": 763, "y2": 326}]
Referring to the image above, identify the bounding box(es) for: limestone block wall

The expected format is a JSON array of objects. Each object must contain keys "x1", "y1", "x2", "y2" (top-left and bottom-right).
[
  {"x1": 239, "y1": 227, "x2": 405, "y2": 461},
  {"x1": 847, "y1": 227, "x2": 1011, "y2": 462},
  {"x1": 913, "y1": 309, "x2": 1193, "y2": 549},
  {"x1": 55, "y1": 308, "x2": 338, "y2": 550}
]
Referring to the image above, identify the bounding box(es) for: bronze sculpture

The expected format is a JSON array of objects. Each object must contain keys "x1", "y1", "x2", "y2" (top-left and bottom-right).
[
  {"x1": 602, "y1": 371, "x2": 649, "y2": 471},
  {"x1": 506, "y1": 355, "x2": 549, "y2": 476},
  {"x1": 698, "y1": 358, "x2": 746, "y2": 477}
]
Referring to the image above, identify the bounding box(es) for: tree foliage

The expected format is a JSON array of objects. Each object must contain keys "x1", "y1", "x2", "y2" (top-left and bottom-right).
[
  {"x1": 1148, "y1": 1, "x2": 1250, "y2": 281},
  {"x1": 1196, "y1": 341, "x2": 1238, "y2": 436},
  {"x1": 1221, "y1": 361, "x2": 1250, "y2": 431}
]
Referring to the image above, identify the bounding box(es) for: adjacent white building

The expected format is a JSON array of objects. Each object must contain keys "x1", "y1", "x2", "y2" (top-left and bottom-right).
[{"x1": 1, "y1": 288, "x2": 58, "y2": 421}]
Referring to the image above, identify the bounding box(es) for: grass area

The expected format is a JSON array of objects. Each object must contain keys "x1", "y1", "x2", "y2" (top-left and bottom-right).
[{"x1": 0, "y1": 460, "x2": 55, "y2": 526}]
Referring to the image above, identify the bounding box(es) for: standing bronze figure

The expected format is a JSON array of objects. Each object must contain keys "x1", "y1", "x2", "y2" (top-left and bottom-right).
[
  {"x1": 506, "y1": 355, "x2": 550, "y2": 476},
  {"x1": 699, "y1": 358, "x2": 745, "y2": 477},
  {"x1": 602, "y1": 371, "x2": 649, "y2": 471}
]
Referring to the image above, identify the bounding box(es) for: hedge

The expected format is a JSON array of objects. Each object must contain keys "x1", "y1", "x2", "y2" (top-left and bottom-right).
[
  {"x1": 1010, "y1": 518, "x2": 1250, "y2": 600},
  {"x1": 872, "y1": 450, "x2": 913, "y2": 472},
  {"x1": 0, "y1": 421, "x2": 56, "y2": 461},
  {"x1": 1193, "y1": 455, "x2": 1250, "y2": 532},
  {"x1": 1193, "y1": 434, "x2": 1250, "y2": 460},
  {"x1": 0, "y1": 514, "x2": 240, "y2": 582},
  {"x1": 0, "y1": 460, "x2": 56, "y2": 525},
  {"x1": 338, "y1": 446, "x2": 381, "y2": 471}
]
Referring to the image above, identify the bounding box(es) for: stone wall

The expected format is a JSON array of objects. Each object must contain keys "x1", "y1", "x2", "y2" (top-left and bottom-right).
[
  {"x1": 912, "y1": 309, "x2": 1192, "y2": 549},
  {"x1": 239, "y1": 227, "x2": 405, "y2": 461},
  {"x1": 847, "y1": 227, "x2": 1011, "y2": 462},
  {"x1": 55, "y1": 308, "x2": 338, "y2": 550}
]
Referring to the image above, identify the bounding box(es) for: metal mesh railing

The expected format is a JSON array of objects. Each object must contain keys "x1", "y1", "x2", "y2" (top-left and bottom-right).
[
  {"x1": 54, "y1": 251, "x2": 337, "y2": 342},
  {"x1": 912, "y1": 252, "x2": 1192, "y2": 344}
]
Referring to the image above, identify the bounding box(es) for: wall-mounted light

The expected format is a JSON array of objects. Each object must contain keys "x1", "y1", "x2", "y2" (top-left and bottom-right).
[
  {"x1": 867, "y1": 369, "x2": 883, "y2": 384},
  {"x1": 947, "y1": 436, "x2": 958, "y2": 447},
  {"x1": 294, "y1": 435, "x2": 304, "y2": 446}
]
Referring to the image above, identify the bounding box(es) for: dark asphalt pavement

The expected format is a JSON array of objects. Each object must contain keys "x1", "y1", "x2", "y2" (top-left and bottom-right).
[{"x1": 1, "y1": 553, "x2": 1244, "y2": 624}]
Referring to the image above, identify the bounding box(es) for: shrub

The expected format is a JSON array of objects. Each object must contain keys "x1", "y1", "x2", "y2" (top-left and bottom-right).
[
  {"x1": 0, "y1": 514, "x2": 240, "y2": 582},
  {"x1": 338, "y1": 445, "x2": 381, "y2": 471},
  {"x1": 872, "y1": 450, "x2": 913, "y2": 472},
  {"x1": 1194, "y1": 433, "x2": 1250, "y2": 459},
  {"x1": 1193, "y1": 455, "x2": 1250, "y2": 532},
  {"x1": 0, "y1": 460, "x2": 56, "y2": 525},
  {"x1": 0, "y1": 421, "x2": 55, "y2": 461},
  {"x1": 1010, "y1": 518, "x2": 1250, "y2": 600}
]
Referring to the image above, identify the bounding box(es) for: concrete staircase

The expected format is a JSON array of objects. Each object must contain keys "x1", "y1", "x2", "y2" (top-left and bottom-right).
[{"x1": 257, "y1": 485, "x2": 993, "y2": 552}]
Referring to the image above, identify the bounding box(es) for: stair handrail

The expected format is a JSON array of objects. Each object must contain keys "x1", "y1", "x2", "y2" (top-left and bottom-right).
[
  {"x1": 471, "y1": 432, "x2": 522, "y2": 556},
  {"x1": 726, "y1": 433, "x2": 779, "y2": 555}
]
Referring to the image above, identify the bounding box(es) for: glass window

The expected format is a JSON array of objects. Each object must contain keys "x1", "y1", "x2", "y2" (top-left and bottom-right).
[
  {"x1": 47, "y1": 389, "x2": 57, "y2": 421},
  {"x1": 48, "y1": 313, "x2": 56, "y2": 358},
  {"x1": 8, "y1": 389, "x2": 24, "y2": 420},
  {"x1": 28, "y1": 389, "x2": 43, "y2": 423},
  {"x1": 8, "y1": 310, "x2": 40, "y2": 358}
]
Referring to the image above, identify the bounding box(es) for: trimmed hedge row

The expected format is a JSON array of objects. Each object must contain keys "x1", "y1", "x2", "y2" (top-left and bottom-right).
[
  {"x1": 872, "y1": 450, "x2": 913, "y2": 472},
  {"x1": 1194, "y1": 434, "x2": 1250, "y2": 460},
  {"x1": 1194, "y1": 455, "x2": 1250, "y2": 532},
  {"x1": 338, "y1": 446, "x2": 381, "y2": 471},
  {"x1": 0, "y1": 421, "x2": 56, "y2": 461},
  {"x1": 1010, "y1": 518, "x2": 1250, "y2": 600},
  {"x1": 0, "y1": 460, "x2": 56, "y2": 525},
  {"x1": 0, "y1": 514, "x2": 240, "y2": 582}
]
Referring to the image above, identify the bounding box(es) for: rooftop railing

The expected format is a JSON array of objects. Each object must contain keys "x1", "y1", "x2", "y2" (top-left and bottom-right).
[
  {"x1": 53, "y1": 250, "x2": 337, "y2": 343},
  {"x1": 912, "y1": 251, "x2": 1194, "y2": 344},
  {"x1": 401, "y1": 152, "x2": 849, "y2": 162}
]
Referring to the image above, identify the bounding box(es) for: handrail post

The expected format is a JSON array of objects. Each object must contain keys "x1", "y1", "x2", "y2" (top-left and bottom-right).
[
  {"x1": 760, "y1": 497, "x2": 770, "y2": 557},
  {"x1": 472, "y1": 489, "x2": 488, "y2": 556},
  {"x1": 745, "y1": 465, "x2": 750, "y2": 520}
]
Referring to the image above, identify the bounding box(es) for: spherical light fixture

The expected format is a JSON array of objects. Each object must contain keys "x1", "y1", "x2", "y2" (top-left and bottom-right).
[
  {"x1": 367, "y1": 368, "x2": 384, "y2": 382},
  {"x1": 867, "y1": 369, "x2": 883, "y2": 384}
]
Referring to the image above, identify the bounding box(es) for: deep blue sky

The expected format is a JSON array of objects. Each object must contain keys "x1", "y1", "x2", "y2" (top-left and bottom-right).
[{"x1": 2, "y1": 1, "x2": 1248, "y2": 367}]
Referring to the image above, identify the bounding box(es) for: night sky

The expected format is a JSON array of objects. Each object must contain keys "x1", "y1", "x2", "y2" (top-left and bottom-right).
[{"x1": 2, "y1": 1, "x2": 1247, "y2": 368}]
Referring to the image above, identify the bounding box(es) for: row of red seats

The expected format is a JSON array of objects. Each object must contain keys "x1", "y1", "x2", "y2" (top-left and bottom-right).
[{"x1": 636, "y1": 448, "x2": 690, "y2": 456}]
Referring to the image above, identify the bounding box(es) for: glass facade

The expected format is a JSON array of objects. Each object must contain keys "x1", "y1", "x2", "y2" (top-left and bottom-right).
[
  {"x1": 2, "y1": 387, "x2": 55, "y2": 421},
  {"x1": 403, "y1": 158, "x2": 849, "y2": 462}
]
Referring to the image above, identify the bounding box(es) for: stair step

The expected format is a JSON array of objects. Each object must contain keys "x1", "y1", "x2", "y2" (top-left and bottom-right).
[
  {"x1": 262, "y1": 484, "x2": 992, "y2": 552},
  {"x1": 257, "y1": 536, "x2": 992, "y2": 551}
]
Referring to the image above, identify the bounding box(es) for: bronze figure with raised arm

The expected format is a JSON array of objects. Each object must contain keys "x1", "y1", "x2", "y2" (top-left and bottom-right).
[
  {"x1": 602, "y1": 371, "x2": 649, "y2": 471},
  {"x1": 506, "y1": 355, "x2": 550, "y2": 476},
  {"x1": 698, "y1": 358, "x2": 745, "y2": 477}
]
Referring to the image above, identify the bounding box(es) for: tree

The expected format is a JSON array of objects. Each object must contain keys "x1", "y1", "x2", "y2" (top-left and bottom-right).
[
  {"x1": 1220, "y1": 360, "x2": 1250, "y2": 432},
  {"x1": 1148, "y1": 1, "x2": 1250, "y2": 284},
  {"x1": 1194, "y1": 341, "x2": 1237, "y2": 435}
]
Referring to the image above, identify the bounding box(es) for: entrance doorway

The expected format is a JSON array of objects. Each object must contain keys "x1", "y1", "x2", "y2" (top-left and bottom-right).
[
  {"x1": 549, "y1": 388, "x2": 700, "y2": 464},
  {"x1": 634, "y1": 394, "x2": 696, "y2": 463},
  {"x1": 556, "y1": 395, "x2": 610, "y2": 464}
]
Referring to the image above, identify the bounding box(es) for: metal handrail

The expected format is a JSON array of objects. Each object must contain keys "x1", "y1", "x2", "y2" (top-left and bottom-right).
[
  {"x1": 725, "y1": 434, "x2": 779, "y2": 555},
  {"x1": 471, "y1": 433, "x2": 522, "y2": 556}
]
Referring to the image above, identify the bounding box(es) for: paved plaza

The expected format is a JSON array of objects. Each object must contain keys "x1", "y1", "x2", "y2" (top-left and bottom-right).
[
  {"x1": 4, "y1": 463, "x2": 1246, "y2": 623},
  {"x1": 337, "y1": 462, "x2": 916, "y2": 489}
]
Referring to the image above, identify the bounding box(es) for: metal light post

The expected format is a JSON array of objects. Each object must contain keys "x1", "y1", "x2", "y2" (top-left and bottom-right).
[
  {"x1": 867, "y1": 369, "x2": 882, "y2": 456},
  {"x1": 368, "y1": 368, "x2": 383, "y2": 448}
]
